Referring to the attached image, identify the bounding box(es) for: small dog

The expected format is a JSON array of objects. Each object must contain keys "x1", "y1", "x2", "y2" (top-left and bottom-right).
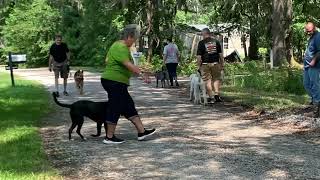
[
  {"x1": 52, "y1": 92, "x2": 107, "y2": 140},
  {"x1": 74, "y1": 70, "x2": 84, "y2": 95},
  {"x1": 155, "y1": 66, "x2": 170, "y2": 88},
  {"x1": 189, "y1": 70, "x2": 207, "y2": 105}
]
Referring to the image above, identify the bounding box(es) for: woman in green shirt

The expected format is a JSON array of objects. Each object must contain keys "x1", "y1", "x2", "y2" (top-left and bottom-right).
[{"x1": 101, "y1": 26, "x2": 156, "y2": 144}]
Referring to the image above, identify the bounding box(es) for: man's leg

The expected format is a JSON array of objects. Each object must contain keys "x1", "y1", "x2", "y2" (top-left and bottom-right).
[
  {"x1": 303, "y1": 69, "x2": 312, "y2": 100},
  {"x1": 309, "y1": 68, "x2": 320, "y2": 103},
  {"x1": 62, "y1": 64, "x2": 69, "y2": 95},
  {"x1": 63, "y1": 78, "x2": 68, "y2": 93},
  {"x1": 55, "y1": 78, "x2": 59, "y2": 92},
  {"x1": 201, "y1": 65, "x2": 214, "y2": 103},
  {"x1": 305, "y1": 68, "x2": 320, "y2": 117},
  {"x1": 212, "y1": 64, "x2": 223, "y2": 102},
  {"x1": 213, "y1": 80, "x2": 221, "y2": 95},
  {"x1": 53, "y1": 67, "x2": 60, "y2": 96},
  {"x1": 206, "y1": 79, "x2": 214, "y2": 97}
]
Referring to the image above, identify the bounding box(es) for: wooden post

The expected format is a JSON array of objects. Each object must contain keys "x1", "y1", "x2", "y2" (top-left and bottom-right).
[{"x1": 8, "y1": 52, "x2": 15, "y2": 87}]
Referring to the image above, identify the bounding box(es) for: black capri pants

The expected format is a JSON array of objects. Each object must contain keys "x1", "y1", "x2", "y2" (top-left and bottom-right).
[{"x1": 101, "y1": 78, "x2": 139, "y2": 124}]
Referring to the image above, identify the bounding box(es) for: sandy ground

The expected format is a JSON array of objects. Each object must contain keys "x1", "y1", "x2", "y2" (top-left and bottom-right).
[{"x1": 6, "y1": 67, "x2": 320, "y2": 180}]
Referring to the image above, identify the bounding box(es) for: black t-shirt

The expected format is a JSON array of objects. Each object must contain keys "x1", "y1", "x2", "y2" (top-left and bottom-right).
[
  {"x1": 197, "y1": 37, "x2": 222, "y2": 63},
  {"x1": 49, "y1": 43, "x2": 69, "y2": 63}
]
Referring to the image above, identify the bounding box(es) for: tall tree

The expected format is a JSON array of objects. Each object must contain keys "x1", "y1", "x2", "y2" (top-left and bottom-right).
[
  {"x1": 271, "y1": 0, "x2": 293, "y2": 67},
  {"x1": 2, "y1": 0, "x2": 59, "y2": 66},
  {"x1": 204, "y1": 0, "x2": 271, "y2": 60}
]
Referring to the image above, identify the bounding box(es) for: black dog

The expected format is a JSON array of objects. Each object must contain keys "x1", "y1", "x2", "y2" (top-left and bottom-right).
[
  {"x1": 155, "y1": 66, "x2": 170, "y2": 88},
  {"x1": 52, "y1": 92, "x2": 107, "y2": 140}
]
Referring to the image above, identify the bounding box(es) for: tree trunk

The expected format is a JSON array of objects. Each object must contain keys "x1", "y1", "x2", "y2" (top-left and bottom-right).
[
  {"x1": 248, "y1": 22, "x2": 259, "y2": 60},
  {"x1": 248, "y1": 3, "x2": 259, "y2": 60},
  {"x1": 241, "y1": 34, "x2": 248, "y2": 58},
  {"x1": 146, "y1": 0, "x2": 155, "y2": 62},
  {"x1": 272, "y1": 0, "x2": 292, "y2": 67}
]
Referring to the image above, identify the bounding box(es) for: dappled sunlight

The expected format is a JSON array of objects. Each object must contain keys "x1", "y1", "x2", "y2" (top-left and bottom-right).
[
  {"x1": 0, "y1": 126, "x2": 35, "y2": 143},
  {"x1": 9, "y1": 68, "x2": 320, "y2": 179}
]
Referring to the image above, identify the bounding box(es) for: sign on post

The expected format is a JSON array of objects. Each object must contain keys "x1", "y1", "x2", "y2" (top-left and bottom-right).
[
  {"x1": 5, "y1": 53, "x2": 27, "y2": 87},
  {"x1": 6, "y1": 54, "x2": 27, "y2": 63},
  {"x1": 131, "y1": 51, "x2": 143, "y2": 66}
]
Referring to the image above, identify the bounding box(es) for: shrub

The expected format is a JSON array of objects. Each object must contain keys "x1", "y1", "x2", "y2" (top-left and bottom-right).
[{"x1": 225, "y1": 61, "x2": 305, "y2": 95}]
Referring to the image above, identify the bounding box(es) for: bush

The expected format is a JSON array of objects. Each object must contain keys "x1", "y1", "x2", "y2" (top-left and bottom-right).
[
  {"x1": 137, "y1": 53, "x2": 197, "y2": 76},
  {"x1": 177, "y1": 56, "x2": 197, "y2": 76},
  {"x1": 2, "y1": 0, "x2": 60, "y2": 67},
  {"x1": 225, "y1": 61, "x2": 305, "y2": 95}
]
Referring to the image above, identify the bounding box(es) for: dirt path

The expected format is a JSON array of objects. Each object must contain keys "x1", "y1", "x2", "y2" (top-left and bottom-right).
[{"x1": 9, "y1": 68, "x2": 320, "y2": 179}]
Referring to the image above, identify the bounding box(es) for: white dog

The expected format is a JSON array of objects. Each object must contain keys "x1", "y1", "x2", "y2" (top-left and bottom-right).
[{"x1": 189, "y1": 71, "x2": 207, "y2": 105}]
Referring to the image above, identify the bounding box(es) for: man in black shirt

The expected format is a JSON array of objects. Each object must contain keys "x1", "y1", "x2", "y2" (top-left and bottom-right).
[
  {"x1": 197, "y1": 28, "x2": 224, "y2": 103},
  {"x1": 49, "y1": 35, "x2": 70, "y2": 96}
]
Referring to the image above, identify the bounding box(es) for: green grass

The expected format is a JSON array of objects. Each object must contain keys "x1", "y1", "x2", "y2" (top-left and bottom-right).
[
  {"x1": 222, "y1": 85, "x2": 309, "y2": 111},
  {"x1": 0, "y1": 72, "x2": 61, "y2": 180}
]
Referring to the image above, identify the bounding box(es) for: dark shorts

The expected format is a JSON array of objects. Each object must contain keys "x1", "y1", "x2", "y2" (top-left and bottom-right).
[
  {"x1": 53, "y1": 63, "x2": 69, "y2": 79},
  {"x1": 101, "y1": 78, "x2": 139, "y2": 125}
]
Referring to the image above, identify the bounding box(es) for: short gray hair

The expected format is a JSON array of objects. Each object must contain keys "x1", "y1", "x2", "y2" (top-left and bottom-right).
[
  {"x1": 121, "y1": 24, "x2": 141, "y2": 40},
  {"x1": 202, "y1": 28, "x2": 211, "y2": 35}
]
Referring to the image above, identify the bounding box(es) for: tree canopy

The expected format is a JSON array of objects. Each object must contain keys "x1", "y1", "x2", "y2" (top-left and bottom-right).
[{"x1": 0, "y1": 0, "x2": 317, "y2": 67}]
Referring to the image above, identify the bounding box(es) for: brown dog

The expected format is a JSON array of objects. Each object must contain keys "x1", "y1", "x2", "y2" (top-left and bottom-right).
[{"x1": 74, "y1": 70, "x2": 84, "y2": 95}]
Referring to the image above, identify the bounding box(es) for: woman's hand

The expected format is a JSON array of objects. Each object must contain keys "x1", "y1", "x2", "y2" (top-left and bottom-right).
[{"x1": 122, "y1": 61, "x2": 141, "y2": 74}]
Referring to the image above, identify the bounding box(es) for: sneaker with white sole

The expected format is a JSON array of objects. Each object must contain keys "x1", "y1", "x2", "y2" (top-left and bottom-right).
[
  {"x1": 214, "y1": 95, "x2": 223, "y2": 102},
  {"x1": 138, "y1": 128, "x2": 156, "y2": 141},
  {"x1": 103, "y1": 135, "x2": 125, "y2": 144}
]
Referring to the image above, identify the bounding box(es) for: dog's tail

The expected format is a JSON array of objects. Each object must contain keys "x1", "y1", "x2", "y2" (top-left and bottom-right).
[{"x1": 52, "y1": 92, "x2": 72, "y2": 108}]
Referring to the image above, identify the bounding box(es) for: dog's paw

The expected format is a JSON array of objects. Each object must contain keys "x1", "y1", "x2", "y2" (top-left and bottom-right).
[
  {"x1": 82, "y1": 137, "x2": 87, "y2": 141},
  {"x1": 69, "y1": 138, "x2": 75, "y2": 141}
]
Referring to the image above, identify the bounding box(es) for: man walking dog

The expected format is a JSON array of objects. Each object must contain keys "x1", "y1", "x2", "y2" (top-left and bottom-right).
[
  {"x1": 49, "y1": 34, "x2": 70, "y2": 96},
  {"x1": 197, "y1": 28, "x2": 224, "y2": 104}
]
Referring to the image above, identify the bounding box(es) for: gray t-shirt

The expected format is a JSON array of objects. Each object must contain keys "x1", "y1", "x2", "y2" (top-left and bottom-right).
[{"x1": 163, "y1": 43, "x2": 179, "y2": 64}]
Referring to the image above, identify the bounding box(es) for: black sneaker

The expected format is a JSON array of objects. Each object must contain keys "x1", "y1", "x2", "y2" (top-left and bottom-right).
[
  {"x1": 207, "y1": 97, "x2": 214, "y2": 104},
  {"x1": 63, "y1": 91, "x2": 69, "y2": 96},
  {"x1": 54, "y1": 91, "x2": 60, "y2": 97},
  {"x1": 138, "y1": 128, "x2": 156, "y2": 141},
  {"x1": 103, "y1": 135, "x2": 125, "y2": 144},
  {"x1": 214, "y1": 95, "x2": 223, "y2": 102},
  {"x1": 175, "y1": 81, "x2": 179, "y2": 87}
]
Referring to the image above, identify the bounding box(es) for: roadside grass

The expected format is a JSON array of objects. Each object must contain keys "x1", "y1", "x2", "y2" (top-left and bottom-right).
[
  {"x1": 0, "y1": 72, "x2": 61, "y2": 180},
  {"x1": 222, "y1": 85, "x2": 309, "y2": 111}
]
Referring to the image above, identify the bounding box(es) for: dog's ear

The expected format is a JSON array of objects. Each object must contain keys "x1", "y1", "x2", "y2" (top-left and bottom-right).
[{"x1": 81, "y1": 70, "x2": 84, "y2": 73}]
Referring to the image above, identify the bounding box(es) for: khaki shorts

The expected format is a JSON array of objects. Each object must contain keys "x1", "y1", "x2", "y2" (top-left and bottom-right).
[
  {"x1": 200, "y1": 63, "x2": 222, "y2": 81},
  {"x1": 53, "y1": 61, "x2": 69, "y2": 79}
]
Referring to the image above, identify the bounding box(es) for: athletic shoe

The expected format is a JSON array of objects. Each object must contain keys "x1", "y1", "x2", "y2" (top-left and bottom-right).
[{"x1": 138, "y1": 128, "x2": 156, "y2": 141}]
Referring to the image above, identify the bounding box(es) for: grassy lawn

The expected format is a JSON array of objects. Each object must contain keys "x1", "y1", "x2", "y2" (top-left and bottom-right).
[
  {"x1": 222, "y1": 85, "x2": 309, "y2": 111},
  {"x1": 0, "y1": 72, "x2": 60, "y2": 179}
]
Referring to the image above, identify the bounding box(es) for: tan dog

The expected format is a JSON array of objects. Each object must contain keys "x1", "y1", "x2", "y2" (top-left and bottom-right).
[{"x1": 74, "y1": 70, "x2": 84, "y2": 95}]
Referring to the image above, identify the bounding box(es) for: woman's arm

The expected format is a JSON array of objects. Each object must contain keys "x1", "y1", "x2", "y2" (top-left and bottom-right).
[{"x1": 122, "y1": 60, "x2": 141, "y2": 74}]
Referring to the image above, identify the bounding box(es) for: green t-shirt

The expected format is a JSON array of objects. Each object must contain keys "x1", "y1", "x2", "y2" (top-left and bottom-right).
[{"x1": 101, "y1": 41, "x2": 132, "y2": 85}]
